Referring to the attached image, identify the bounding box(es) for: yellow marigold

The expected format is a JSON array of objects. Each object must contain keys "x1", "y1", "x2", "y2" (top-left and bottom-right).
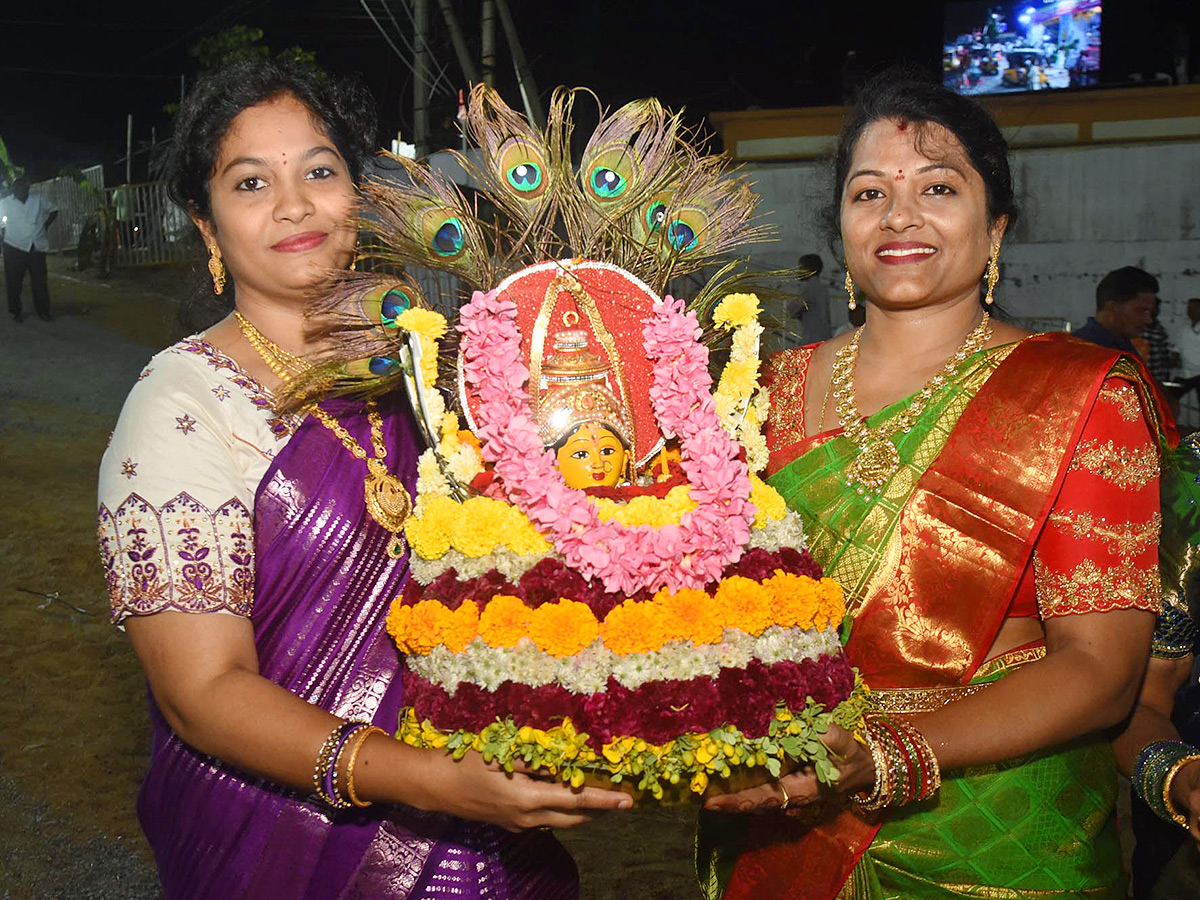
[
  {"x1": 395, "y1": 307, "x2": 448, "y2": 340},
  {"x1": 819, "y1": 577, "x2": 846, "y2": 627},
  {"x1": 386, "y1": 600, "x2": 413, "y2": 652},
  {"x1": 479, "y1": 594, "x2": 532, "y2": 648},
  {"x1": 749, "y1": 475, "x2": 787, "y2": 526},
  {"x1": 442, "y1": 600, "x2": 480, "y2": 652},
  {"x1": 403, "y1": 599, "x2": 452, "y2": 655},
  {"x1": 593, "y1": 486, "x2": 695, "y2": 528},
  {"x1": 713, "y1": 293, "x2": 762, "y2": 330},
  {"x1": 405, "y1": 513, "x2": 452, "y2": 560},
  {"x1": 656, "y1": 587, "x2": 725, "y2": 646},
  {"x1": 600, "y1": 600, "x2": 671, "y2": 656},
  {"x1": 527, "y1": 599, "x2": 600, "y2": 658},
  {"x1": 417, "y1": 334, "x2": 439, "y2": 388},
  {"x1": 506, "y1": 518, "x2": 552, "y2": 556},
  {"x1": 715, "y1": 575, "x2": 774, "y2": 637},
  {"x1": 438, "y1": 411, "x2": 461, "y2": 456},
  {"x1": 764, "y1": 572, "x2": 821, "y2": 630},
  {"x1": 450, "y1": 497, "x2": 508, "y2": 557}
]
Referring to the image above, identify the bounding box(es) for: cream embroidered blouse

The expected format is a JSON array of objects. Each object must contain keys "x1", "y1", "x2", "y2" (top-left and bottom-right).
[{"x1": 97, "y1": 337, "x2": 299, "y2": 623}]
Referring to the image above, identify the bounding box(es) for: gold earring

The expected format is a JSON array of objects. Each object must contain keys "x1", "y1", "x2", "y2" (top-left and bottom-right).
[
  {"x1": 207, "y1": 244, "x2": 226, "y2": 295},
  {"x1": 844, "y1": 267, "x2": 857, "y2": 311},
  {"x1": 984, "y1": 244, "x2": 1000, "y2": 306}
]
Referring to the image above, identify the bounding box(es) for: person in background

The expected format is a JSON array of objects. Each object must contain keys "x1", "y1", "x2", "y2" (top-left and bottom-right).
[
  {"x1": 1074, "y1": 266, "x2": 1158, "y2": 353},
  {"x1": 0, "y1": 176, "x2": 58, "y2": 322},
  {"x1": 797, "y1": 253, "x2": 831, "y2": 344},
  {"x1": 1175, "y1": 298, "x2": 1200, "y2": 396},
  {"x1": 1140, "y1": 295, "x2": 1178, "y2": 385}
]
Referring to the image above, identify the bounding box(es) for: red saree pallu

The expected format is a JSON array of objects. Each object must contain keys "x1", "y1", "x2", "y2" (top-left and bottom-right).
[{"x1": 702, "y1": 334, "x2": 1174, "y2": 900}]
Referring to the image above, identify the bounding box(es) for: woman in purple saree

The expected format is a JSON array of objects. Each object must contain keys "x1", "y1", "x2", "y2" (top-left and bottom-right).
[{"x1": 97, "y1": 60, "x2": 625, "y2": 900}]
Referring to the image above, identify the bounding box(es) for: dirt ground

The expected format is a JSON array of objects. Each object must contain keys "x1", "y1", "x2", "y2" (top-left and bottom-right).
[{"x1": 0, "y1": 254, "x2": 700, "y2": 899}]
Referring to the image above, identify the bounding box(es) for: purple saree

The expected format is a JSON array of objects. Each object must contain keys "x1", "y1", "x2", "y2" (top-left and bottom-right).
[{"x1": 136, "y1": 393, "x2": 578, "y2": 900}]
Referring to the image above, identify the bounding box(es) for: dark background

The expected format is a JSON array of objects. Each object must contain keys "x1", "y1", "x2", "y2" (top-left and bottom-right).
[{"x1": 2, "y1": 0, "x2": 1198, "y2": 182}]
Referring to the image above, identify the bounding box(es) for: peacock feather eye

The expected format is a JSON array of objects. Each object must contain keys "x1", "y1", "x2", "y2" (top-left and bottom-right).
[
  {"x1": 506, "y1": 162, "x2": 543, "y2": 193},
  {"x1": 380, "y1": 288, "x2": 412, "y2": 327},
  {"x1": 667, "y1": 219, "x2": 698, "y2": 252},
  {"x1": 590, "y1": 167, "x2": 626, "y2": 199},
  {"x1": 368, "y1": 356, "x2": 401, "y2": 376},
  {"x1": 431, "y1": 218, "x2": 465, "y2": 257},
  {"x1": 645, "y1": 201, "x2": 668, "y2": 232}
]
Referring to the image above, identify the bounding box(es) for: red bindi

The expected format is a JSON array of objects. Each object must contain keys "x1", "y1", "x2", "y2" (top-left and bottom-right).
[{"x1": 895, "y1": 169, "x2": 905, "y2": 181}]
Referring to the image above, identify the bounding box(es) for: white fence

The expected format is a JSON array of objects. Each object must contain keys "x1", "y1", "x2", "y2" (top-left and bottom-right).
[{"x1": 30, "y1": 173, "x2": 199, "y2": 266}]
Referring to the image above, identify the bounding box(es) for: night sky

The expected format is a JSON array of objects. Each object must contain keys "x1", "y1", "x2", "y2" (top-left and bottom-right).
[{"x1": 2, "y1": 1, "x2": 1196, "y2": 183}]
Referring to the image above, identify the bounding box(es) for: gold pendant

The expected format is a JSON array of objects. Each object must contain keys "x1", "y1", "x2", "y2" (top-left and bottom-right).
[
  {"x1": 846, "y1": 439, "x2": 900, "y2": 492},
  {"x1": 364, "y1": 460, "x2": 413, "y2": 535}
]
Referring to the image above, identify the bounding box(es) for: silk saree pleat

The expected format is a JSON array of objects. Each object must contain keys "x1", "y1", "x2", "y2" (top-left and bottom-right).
[
  {"x1": 137, "y1": 393, "x2": 578, "y2": 900},
  {"x1": 702, "y1": 335, "x2": 1161, "y2": 900}
]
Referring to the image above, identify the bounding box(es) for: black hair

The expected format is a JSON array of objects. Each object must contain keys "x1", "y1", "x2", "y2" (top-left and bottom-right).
[
  {"x1": 1095, "y1": 266, "x2": 1160, "y2": 310},
  {"x1": 823, "y1": 68, "x2": 1018, "y2": 251},
  {"x1": 165, "y1": 57, "x2": 376, "y2": 221},
  {"x1": 798, "y1": 253, "x2": 824, "y2": 275}
]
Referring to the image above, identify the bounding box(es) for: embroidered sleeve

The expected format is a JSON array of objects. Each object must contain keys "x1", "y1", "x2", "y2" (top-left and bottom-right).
[
  {"x1": 1033, "y1": 375, "x2": 1162, "y2": 619},
  {"x1": 98, "y1": 355, "x2": 255, "y2": 623}
]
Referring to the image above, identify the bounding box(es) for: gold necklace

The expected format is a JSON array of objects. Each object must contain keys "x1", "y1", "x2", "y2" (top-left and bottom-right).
[
  {"x1": 832, "y1": 312, "x2": 992, "y2": 496},
  {"x1": 235, "y1": 312, "x2": 411, "y2": 558}
]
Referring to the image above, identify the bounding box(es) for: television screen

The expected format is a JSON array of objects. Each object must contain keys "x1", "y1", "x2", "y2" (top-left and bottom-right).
[{"x1": 943, "y1": 1, "x2": 1101, "y2": 96}]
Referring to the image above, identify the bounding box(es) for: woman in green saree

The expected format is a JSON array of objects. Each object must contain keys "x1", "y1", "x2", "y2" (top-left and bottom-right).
[{"x1": 699, "y1": 74, "x2": 1169, "y2": 899}]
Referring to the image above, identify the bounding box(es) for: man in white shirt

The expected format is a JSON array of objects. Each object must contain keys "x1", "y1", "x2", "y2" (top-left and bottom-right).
[{"x1": 0, "y1": 177, "x2": 58, "y2": 322}]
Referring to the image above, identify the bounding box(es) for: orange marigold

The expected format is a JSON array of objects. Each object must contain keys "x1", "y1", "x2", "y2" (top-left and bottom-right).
[
  {"x1": 600, "y1": 600, "x2": 671, "y2": 656},
  {"x1": 715, "y1": 575, "x2": 774, "y2": 637},
  {"x1": 478, "y1": 594, "x2": 532, "y2": 648},
  {"x1": 819, "y1": 577, "x2": 846, "y2": 627},
  {"x1": 404, "y1": 599, "x2": 451, "y2": 655},
  {"x1": 765, "y1": 572, "x2": 820, "y2": 630},
  {"x1": 527, "y1": 600, "x2": 600, "y2": 658},
  {"x1": 386, "y1": 600, "x2": 413, "y2": 652},
  {"x1": 442, "y1": 600, "x2": 480, "y2": 652},
  {"x1": 656, "y1": 587, "x2": 724, "y2": 646}
]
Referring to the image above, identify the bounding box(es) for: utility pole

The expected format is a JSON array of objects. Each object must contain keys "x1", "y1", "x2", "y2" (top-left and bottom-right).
[
  {"x1": 413, "y1": 0, "x2": 429, "y2": 156},
  {"x1": 494, "y1": 0, "x2": 544, "y2": 130},
  {"x1": 481, "y1": 0, "x2": 496, "y2": 87},
  {"x1": 437, "y1": 0, "x2": 480, "y2": 86},
  {"x1": 125, "y1": 115, "x2": 133, "y2": 184}
]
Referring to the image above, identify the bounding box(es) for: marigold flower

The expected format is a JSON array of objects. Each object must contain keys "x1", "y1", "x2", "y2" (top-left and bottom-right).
[
  {"x1": 527, "y1": 599, "x2": 599, "y2": 657},
  {"x1": 712, "y1": 293, "x2": 762, "y2": 330},
  {"x1": 396, "y1": 307, "x2": 448, "y2": 340},
  {"x1": 479, "y1": 594, "x2": 532, "y2": 647},
  {"x1": 656, "y1": 587, "x2": 724, "y2": 645},
  {"x1": 404, "y1": 599, "x2": 451, "y2": 655},
  {"x1": 442, "y1": 600, "x2": 480, "y2": 652},
  {"x1": 765, "y1": 572, "x2": 819, "y2": 629},
  {"x1": 385, "y1": 600, "x2": 413, "y2": 652},
  {"x1": 715, "y1": 575, "x2": 774, "y2": 637},
  {"x1": 601, "y1": 600, "x2": 670, "y2": 656}
]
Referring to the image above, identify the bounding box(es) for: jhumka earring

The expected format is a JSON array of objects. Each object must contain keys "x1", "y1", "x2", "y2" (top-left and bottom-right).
[
  {"x1": 208, "y1": 244, "x2": 226, "y2": 295},
  {"x1": 984, "y1": 243, "x2": 1000, "y2": 306},
  {"x1": 844, "y1": 266, "x2": 857, "y2": 311}
]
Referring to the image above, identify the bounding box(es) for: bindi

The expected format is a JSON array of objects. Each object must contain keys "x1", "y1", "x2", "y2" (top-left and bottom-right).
[{"x1": 895, "y1": 169, "x2": 905, "y2": 181}]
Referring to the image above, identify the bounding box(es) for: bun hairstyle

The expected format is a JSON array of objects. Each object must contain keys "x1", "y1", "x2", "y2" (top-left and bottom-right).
[
  {"x1": 165, "y1": 58, "x2": 376, "y2": 220},
  {"x1": 824, "y1": 68, "x2": 1018, "y2": 247}
]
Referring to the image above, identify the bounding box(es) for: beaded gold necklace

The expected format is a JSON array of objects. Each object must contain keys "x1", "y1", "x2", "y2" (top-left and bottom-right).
[
  {"x1": 235, "y1": 312, "x2": 411, "y2": 557},
  {"x1": 832, "y1": 312, "x2": 992, "y2": 497}
]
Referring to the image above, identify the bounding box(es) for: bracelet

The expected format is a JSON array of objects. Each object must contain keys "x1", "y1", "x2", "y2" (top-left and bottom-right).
[
  {"x1": 313, "y1": 721, "x2": 370, "y2": 809},
  {"x1": 1133, "y1": 740, "x2": 1200, "y2": 828},
  {"x1": 852, "y1": 714, "x2": 941, "y2": 812},
  {"x1": 344, "y1": 726, "x2": 388, "y2": 808}
]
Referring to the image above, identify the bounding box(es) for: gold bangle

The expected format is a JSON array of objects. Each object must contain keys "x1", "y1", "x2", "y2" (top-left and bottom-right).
[
  {"x1": 345, "y1": 726, "x2": 388, "y2": 808},
  {"x1": 1163, "y1": 754, "x2": 1200, "y2": 829}
]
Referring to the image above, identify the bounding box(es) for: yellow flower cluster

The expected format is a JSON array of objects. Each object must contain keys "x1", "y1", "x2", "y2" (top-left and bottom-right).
[
  {"x1": 749, "y1": 475, "x2": 787, "y2": 527},
  {"x1": 387, "y1": 572, "x2": 845, "y2": 658},
  {"x1": 592, "y1": 485, "x2": 696, "y2": 528},
  {"x1": 405, "y1": 495, "x2": 550, "y2": 560},
  {"x1": 712, "y1": 293, "x2": 763, "y2": 330},
  {"x1": 395, "y1": 307, "x2": 448, "y2": 340}
]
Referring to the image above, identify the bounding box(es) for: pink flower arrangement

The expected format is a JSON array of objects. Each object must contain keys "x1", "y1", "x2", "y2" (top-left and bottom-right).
[{"x1": 458, "y1": 290, "x2": 756, "y2": 595}]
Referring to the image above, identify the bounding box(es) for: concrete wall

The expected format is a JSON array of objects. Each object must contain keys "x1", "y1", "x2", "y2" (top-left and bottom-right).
[{"x1": 743, "y1": 139, "x2": 1200, "y2": 340}]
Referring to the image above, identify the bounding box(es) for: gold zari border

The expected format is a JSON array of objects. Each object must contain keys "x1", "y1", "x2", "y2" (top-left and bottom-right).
[
  {"x1": 872, "y1": 645, "x2": 1046, "y2": 715},
  {"x1": 1067, "y1": 438, "x2": 1159, "y2": 490},
  {"x1": 1046, "y1": 510, "x2": 1161, "y2": 557},
  {"x1": 1034, "y1": 557, "x2": 1162, "y2": 618},
  {"x1": 1097, "y1": 382, "x2": 1142, "y2": 422}
]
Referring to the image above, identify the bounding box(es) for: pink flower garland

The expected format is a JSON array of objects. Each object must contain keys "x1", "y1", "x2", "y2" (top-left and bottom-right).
[{"x1": 459, "y1": 289, "x2": 754, "y2": 595}]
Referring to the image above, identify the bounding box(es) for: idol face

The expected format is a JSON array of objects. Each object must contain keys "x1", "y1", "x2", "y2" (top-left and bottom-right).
[{"x1": 555, "y1": 422, "x2": 627, "y2": 488}]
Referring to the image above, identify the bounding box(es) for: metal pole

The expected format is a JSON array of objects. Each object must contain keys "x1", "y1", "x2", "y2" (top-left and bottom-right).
[
  {"x1": 436, "y1": 0, "x2": 480, "y2": 86},
  {"x1": 481, "y1": 0, "x2": 495, "y2": 87},
  {"x1": 126, "y1": 114, "x2": 133, "y2": 184},
  {"x1": 494, "y1": 0, "x2": 543, "y2": 129},
  {"x1": 413, "y1": 0, "x2": 429, "y2": 156}
]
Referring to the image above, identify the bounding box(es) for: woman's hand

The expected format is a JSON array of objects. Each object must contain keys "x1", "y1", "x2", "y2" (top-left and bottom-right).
[
  {"x1": 411, "y1": 751, "x2": 632, "y2": 832},
  {"x1": 1169, "y1": 758, "x2": 1200, "y2": 848},
  {"x1": 702, "y1": 724, "x2": 873, "y2": 814}
]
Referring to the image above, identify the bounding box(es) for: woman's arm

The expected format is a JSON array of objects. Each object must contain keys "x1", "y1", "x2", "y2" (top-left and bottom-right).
[
  {"x1": 705, "y1": 606, "x2": 1155, "y2": 812},
  {"x1": 128, "y1": 611, "x2": 630, "y2": 831}
]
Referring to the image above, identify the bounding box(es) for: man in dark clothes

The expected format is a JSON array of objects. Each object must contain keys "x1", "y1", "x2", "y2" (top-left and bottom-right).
[{"x1": 1074, "y1": 266, "x2": 1158, "y2": 353}]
